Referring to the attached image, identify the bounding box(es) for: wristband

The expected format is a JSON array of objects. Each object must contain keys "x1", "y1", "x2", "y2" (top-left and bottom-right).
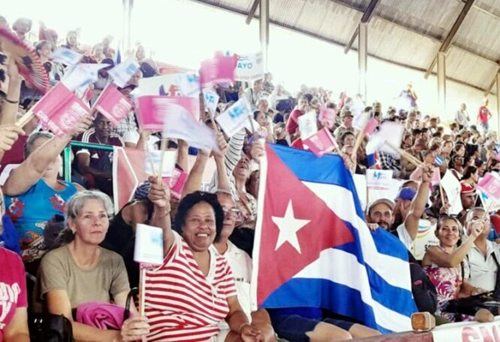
[{"x1": 4, "y1": 98, "x2": 19, "y2": 104}]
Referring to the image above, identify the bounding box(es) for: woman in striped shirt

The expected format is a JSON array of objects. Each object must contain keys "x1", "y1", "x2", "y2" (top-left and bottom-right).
[{"x1": 145, "y1": 177, "x2": 263, "y2": 342}]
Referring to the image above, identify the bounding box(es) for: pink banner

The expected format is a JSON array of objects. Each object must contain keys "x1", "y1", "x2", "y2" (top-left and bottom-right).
[
  {"x1": 163, "y1": 168, "x2": 188, "y2": 199},
  {"x1": 93, "y1": 84, "x2": 133, "y2": 126},
  {"x1": 365, "y1": 117, "x2": 379, "y2": 137},
  {"x1": 302, "y1": 127, "x2": 338, "y2": 157},
  {"x1": 478, "y1": 173, "x2": 500, "y2": 199},
  {"x1": 199, "y1": 55, "x2": 238, "y2": 87},
  {"x1": 136, "y1": 95, "x2": 199, "y2": 132},
  {"x1": 32, "y1": 83, "x2": 90, "y2": 137},
  {"x1": 318, "y1": 107, "x2": 337, "y2": 129}
]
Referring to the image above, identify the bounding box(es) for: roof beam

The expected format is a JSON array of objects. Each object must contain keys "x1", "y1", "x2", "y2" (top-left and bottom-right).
[
  {"x1": 424, "y1": 0, "x2": 477, "y2": 79},
  {"x1": 245, "y1": 0, "x2": 260, "y2": 25},
  {"x1": 483, "y1": 63, "x2": 500, "y2": 96},
  {"x1": 344, "y1": 0, "x2": 381, "y2": 54}
]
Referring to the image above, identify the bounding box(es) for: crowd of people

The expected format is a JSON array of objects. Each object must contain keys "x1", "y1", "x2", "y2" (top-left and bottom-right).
[{"x1": 1, "y1": 14, "x2": 500, "y2": 342}]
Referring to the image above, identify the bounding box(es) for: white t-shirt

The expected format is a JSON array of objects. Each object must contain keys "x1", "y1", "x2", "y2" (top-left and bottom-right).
[
  {"x1": 122, "y1": 130, "x2": 160, "y2": 150},
  {"x1": 396, "y1": 223, "x2": 415, "y2": 254},
  {"x1": 464, "y1": 241, "x2": 499, "y2": 292},
  {"x1": 212, "y1": 241, "x2": 253, "y2": 328}
]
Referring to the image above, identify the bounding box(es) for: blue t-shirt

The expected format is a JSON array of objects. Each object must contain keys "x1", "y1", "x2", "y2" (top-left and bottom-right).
[
  {"x1": 5, "y1": 179, "x2": 77, "y2": 262},
  {"x1": 0, "y1": 215, "x2": 20, "y2": 254}
]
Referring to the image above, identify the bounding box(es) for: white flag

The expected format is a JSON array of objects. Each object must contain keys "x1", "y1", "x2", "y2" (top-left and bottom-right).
[
  {"x1": 235, "y1": 52, "x2": 264, "y2": 82},
  {"x1": 298, "y1": 111, "x2": 318, "y2": 140},
  {"x1": 216, "y1": 97, "x2": 252, "y2": 138},
  {"x1": 163, "y1": 104, "x2": 219, "y2": 151},
  {"x1": 176, "y1": 72, "x2": 200, "y2": 98},
  {"x1": 108, "y1": 58, "x2": 140, "y2": 88},
  {"x1": 134, "y1": 224, "x2": 164, "y2": 265},
  {"x1": 62, "y1": 63, "x2": 108, "y2": 92},
  {"x1": 203, "y1": 88, "x2": 219, "y2": 114},
  {"x1": 51, "y1": 47, "x2": 83, "y2": 66},
  {"x1": 145, "y1": 150, "x2": 176, "y2": 177}
]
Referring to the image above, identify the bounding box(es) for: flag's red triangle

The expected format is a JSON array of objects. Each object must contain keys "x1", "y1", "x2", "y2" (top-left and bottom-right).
[{"x1": 257, "y1": 146, "x2": 355, "y2": 305}]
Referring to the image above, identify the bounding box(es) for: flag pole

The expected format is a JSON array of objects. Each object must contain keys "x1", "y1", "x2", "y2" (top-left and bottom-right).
[
  {"x1": 384, "y1": 141, "x2": 423, "y2": 168},
  {"x1": 437, "y1": 171, "x2": 446, "y2": 207},
  {"x1": 157, "y1": 137, "x2": 168, "y2": 180},
  {"x1": 15, "y1": 109, "x2": 34, "y2": 128},
  {"x1": 352, "y1": 111, "x2": 370, "y2": 158}
]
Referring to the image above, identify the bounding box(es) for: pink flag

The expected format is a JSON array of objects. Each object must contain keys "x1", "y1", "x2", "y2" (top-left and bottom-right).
[
  {"x1": 32, "y1": 83, "x2": 90, "y2": 138},
  {"x1": 365, "y1": 117, "x2": 379, "y2": 137},
  {"x1": 318, "y1": 107, "x2": 337, "y2": 130},
  {"x1": 431, "y1": 168, "x2": 440, "y2": 186},
  {"x1": 199, "y1": 55, "x2": 238, "y2": 87},
  {"x1": 163, "y1": 168, "x2": 188, "y2": 199},
  {"x1": 302, "y1": 127, "x2": 338, "y2": 157},
  {"x1": 478, "y1": 173, "x2": 500, "y2": 199},
  {"x1": 136, "y1": 95, "x2": 199, "y2": 132},
  {"x1": 93, "y1": 84, "x2": 133, "y2": 126}
]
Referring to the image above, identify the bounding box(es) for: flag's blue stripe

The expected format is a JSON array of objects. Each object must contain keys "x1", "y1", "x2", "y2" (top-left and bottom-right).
[
  {"x1": 269, "y1": 144, "x2": 365, "y2": 218},
  {"x1": 261, "y1": 278, "x2": 393, "y2": 333},
  {"x1": 335, "y1": 221, "x2": 417, "y2": 318}
]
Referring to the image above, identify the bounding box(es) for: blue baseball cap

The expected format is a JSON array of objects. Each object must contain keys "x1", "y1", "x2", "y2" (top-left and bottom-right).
[{"x1": 396, "y1": 187, "x2": 417, "y2": 201}]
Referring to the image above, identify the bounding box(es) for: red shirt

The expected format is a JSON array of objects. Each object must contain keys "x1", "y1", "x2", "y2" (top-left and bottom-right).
[
  {"x1": 0, "y1": 247, "x2": 27, "y2": 339},
  {"x1": 286, "y1": 108, "x2": 304, "y2": 135},
  {"x1": 0, "y1": 135, "x2": 28, "y2": 173},
  {"x1": 478, "y1": 106, "x2": 490, "y2": 124}
]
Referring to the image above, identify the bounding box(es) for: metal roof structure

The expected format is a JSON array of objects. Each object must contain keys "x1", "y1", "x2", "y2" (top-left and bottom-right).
[{"x1": 189, "y1": 0, "x2": 500, "y2": 94}]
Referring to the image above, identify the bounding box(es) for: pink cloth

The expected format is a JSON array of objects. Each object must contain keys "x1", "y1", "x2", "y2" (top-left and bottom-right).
[
  {"x1": 0, "y1": 248, "x2": 27, "y2": 340},
  {"x1": 76, "y1": 302, "x2": 129, "y2": 330}
]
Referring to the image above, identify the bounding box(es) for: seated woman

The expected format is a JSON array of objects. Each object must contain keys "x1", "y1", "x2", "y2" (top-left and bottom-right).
[
  {"x1": 35, "y1": 190, "x2": 149, "y2": 341},
  {"x1": 422, "y1": 216, "x2": 486, "y2": 321},
  {"x1": 4, "y1": 125, "x2": 90, "y2": 266},
  {"x1": 145, "y1": 177, "x2": 262, "y2": 341}
]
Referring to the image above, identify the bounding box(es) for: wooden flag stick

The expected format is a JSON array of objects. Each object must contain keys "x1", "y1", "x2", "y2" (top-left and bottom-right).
[
  {"x1": 145, "y1": 146, "x2": 157, "y2": 178},
  {"x1": 352, "y1": 111, "x2": 370, "y2": 158},
  {"x1": 437, "y1": 171, "x2": 446, "y2": 207},
  {"x1": 157, "y1": 137, "x2": 169, "y2": 179},
  {"x1": 385, "y1": 141, "x2": 423, "y2": 168},
  {"x1": 482, "y1": 199, "x2": 496, "y2": 222},
  {"x1": 15, "y1": 109, "x2": 34, "y2": 128}
]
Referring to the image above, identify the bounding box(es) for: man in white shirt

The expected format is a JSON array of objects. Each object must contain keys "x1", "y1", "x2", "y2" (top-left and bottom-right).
[
  {"x1": 243, "y1": 79, "x2": 264, "y2": 110},
  {"x1": 366, "y1": 165, "x2": 434, "y2": 255},
  {"x1": 212, "y1": 192, "x2": 276, "y2": 341}
]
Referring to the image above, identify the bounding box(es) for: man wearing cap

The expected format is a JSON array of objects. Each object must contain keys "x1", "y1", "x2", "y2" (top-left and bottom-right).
[
  {"x1": 457, "y1": 183, "x2": 477, "y2": 224},
  {"x1": 333, "y1": 109, "x2": 354, "y2": 145},
  {"x1": 463, "y1": 208, "x2": 498, "y2": 295},
  {"x1": 401, "y1": 138, "x2": 426, "y2": 174},
  {"x1": 392, "y1": 187, "x2": 417, "y2": 231},
  {"x1": 367, "y1": 165, "x2": 434, "y2": 254}
]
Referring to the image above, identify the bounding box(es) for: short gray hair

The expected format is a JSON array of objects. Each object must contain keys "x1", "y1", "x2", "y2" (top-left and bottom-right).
[
  {"x1": 465, "y1": 207, "x2": 485, "y2": 223},
  {"x1": 66, "y1": 190, "x2": 114, "y2": 220},
  {"x1": 24, "y1": 131, "x2": 54, "y2": 159}
]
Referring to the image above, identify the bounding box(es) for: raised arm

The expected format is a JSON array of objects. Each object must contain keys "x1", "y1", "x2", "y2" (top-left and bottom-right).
[
  {"x1": 0, "y1": 124, "x2": 24, "y2": 164},
  {"x1": 176, "y1": 139, "x2": 189, "y2": 173},
  {"x1": 404, "y1": 165, "x2": 433, "y2": 240},
  {"x1": 181, "y1": 150, "x2": 210, "y2": 198},
  {"x1": 3, "y1": 116, "x2": 92, "y2": 196},
  {"x1": 1, "y1": 57, "x2": 22, "y2": 125},
  {"x1": 148, "y1": 175, "x2": 174, "y2": 255},
  {"x1": 422, "y1": 222, "x2": 482, "y2": 268}
]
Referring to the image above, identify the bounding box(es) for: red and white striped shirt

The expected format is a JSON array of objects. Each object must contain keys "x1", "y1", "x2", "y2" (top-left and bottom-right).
[{"x1": 145, "y1": 232, "x2": 237, "y2": 342}]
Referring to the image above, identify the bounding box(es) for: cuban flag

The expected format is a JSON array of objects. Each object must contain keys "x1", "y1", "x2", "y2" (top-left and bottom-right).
[{"x1": 251, "y1": 144, "x2": 416, "y2": 333}]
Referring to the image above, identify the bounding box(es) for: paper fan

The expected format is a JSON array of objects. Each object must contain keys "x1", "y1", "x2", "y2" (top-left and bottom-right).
[{"x1": 0, "y1": 27, "x2": 50, "y2": 94}]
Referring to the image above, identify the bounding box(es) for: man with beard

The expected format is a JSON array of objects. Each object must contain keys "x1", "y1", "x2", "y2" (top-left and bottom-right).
[{"x1": 367, "y1": 164, "x2": 434, "y2": 255}]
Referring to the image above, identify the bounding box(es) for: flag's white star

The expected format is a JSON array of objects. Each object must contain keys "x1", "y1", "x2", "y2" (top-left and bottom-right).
[{"x1": 272, "y1": 200, "x2": 311, "y2": 254}]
